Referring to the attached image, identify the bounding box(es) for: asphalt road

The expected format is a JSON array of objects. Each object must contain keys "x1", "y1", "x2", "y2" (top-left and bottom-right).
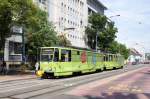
[
  {"x1": 0, "y1": 64, "x2": 148, "y2": 99},
  {"x1": 68, "y1": 65, "x2": 150, "y2": 99}
]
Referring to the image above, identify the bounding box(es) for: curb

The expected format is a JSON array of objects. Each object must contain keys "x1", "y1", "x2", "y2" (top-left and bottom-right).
[{"x1": 0, "y1": 75, "x2": 37, "y2": 83}]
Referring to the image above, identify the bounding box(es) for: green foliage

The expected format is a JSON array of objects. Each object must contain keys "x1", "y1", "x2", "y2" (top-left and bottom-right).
[
  {"x1": 99, "y1": 22, "x2": 117, "y2": 51},
  {"x1": 86, "y1": 13, "x2": 129, "y2": 59},
  {"x1": 0, "y1": 0, "x2": 12, "y2": 52},
  {"x1": 0, "y1": 0, "x2": 58, "y2": 56},
  {"x1": 89, "y1": 13, "x2": 107, "y2": 31},
  {"x1": 58, "y1": 34, "x2": 71, "y2": 47},
  {"x1": 0, "y1": 50, "x2": 4, "y2": 56},
  {"x1": 19, "y1": 63, "x2": 29, "y2": 73},
  {"x1": 26, "y1": 7, "x2": 59, "y2": 55},
  {"x1": 0, "y1": 0, "x2": 36, "y2": 58},
  {"x1": 108, "y1": 41, "x2": 120, "y2": 54},
  {"x1": 108, "y1": 41, "x2": 130, "y2": 59},
  {"x1": 119, "y1": 44, "x2": 130, "y2": 59},
  {"x1": 86, "y1": 13, "x2": 117, "y2": 51}
]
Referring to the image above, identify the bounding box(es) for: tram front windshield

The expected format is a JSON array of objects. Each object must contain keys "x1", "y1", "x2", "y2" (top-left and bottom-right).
[{"x1": 40, "y1": 48, "x2": 54, "y2": 62}]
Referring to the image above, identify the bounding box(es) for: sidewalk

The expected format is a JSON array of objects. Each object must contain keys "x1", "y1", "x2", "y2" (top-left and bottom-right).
[{"x1": 0, "y1": 71, "x2": 37, "y2": 82}]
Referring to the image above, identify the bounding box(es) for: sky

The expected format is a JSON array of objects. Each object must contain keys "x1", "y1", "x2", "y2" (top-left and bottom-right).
[{"x1": 100, "y1": 0, "x2": 150, "y2": 54}]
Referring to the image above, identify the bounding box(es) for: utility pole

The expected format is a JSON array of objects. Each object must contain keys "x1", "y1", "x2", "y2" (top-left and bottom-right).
[
  {"x1": 22, "y1": 26, "x2": 25, "y2": 64},
  {"x1": 95, "y1": 32, "x2": 98, "y2": 52}
]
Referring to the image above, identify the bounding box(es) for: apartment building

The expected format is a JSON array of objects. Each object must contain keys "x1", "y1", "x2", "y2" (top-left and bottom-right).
[
  {"x1": 35, "y1": 0, "x2": 107, "y2": 48},
  {"x1": 87, "y1": 0, "x2": 106, "y2": 15}
]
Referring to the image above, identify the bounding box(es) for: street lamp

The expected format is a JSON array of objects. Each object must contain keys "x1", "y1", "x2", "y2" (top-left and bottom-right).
[
  {"x1": 107, "y1": 15, "x2": 120, "y2": 22},
  {"x1": 109, "y1": 15, "x2": 120, "y2": 18}
]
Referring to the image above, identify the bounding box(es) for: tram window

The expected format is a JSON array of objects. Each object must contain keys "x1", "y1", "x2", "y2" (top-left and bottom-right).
[
  {"x1": 103, "y1": 56, "x2": 105, "y2": 61},
  {"x1": 115, "y1": 56, "x2": 117, "y2": 61},
  {"x1": 54, "y1": 48, "x2": 59, "y2": 62},
  {"x1": 77, "y1": 51, "x2": 80, "y2": 55},
  {"x1": 61, "y1": 50, "x2": 71, "y2": 62},
  {"x1": 105, "y1": 56, "x2": 109, "y2": 61},
  {"x1": 100, "y1": 55, "x2": 104, "y2": 62},
  {"x1": 68, "y1": 50, "x2": 71, "y2": 61},
  {"x1": 40, "y1": 48, "x2": 54, "y2": 62},
  {"x1": 110, "y1": 55, "x2": 113, "y2": 61},
  {"x1": 114, "y1": 56, "x2": 116, "y2": 61}
]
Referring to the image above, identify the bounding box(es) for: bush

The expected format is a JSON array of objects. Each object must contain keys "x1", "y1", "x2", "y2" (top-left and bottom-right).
[{"x1": 19, "y1": 63, "x2": 29, "y2": 73}]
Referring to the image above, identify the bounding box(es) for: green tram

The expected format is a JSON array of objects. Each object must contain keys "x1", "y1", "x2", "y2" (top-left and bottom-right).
[{"x1": 37, "y1": 47, "x2": 124, "y2": 78}]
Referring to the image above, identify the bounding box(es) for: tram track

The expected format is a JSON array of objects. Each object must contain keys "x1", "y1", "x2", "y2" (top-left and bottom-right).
[
  {"x1": 0, "y1": 76, "x2": 37, "y2": 83},
  {"x1": 26, "y1": 65, "x2": 148, "y2": 99},
  {"x1": 3, "y1": 64, "x2": 147, "y2": 99}
]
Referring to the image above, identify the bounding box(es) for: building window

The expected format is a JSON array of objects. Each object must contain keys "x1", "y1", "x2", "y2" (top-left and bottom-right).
[
  {"x1": 39, "y1": 0, "x2": 42, "y2": 3},
  {"x1": 42, "y1": 0, "x2": 46, "y2": 4},
  {"x1": 61, "y1": 50, "x2": 71, "y2": 62},
  {"x1": 9, "y1": 41, "x2": 22, "y2": 55},
  {"x1": 39, "y1": 0, "x2": 46, "y2": 5},
  {"x1": 61, "y1": 17, "x2": 64, "y2": 21},
  {"x1": 61, "y1": 2, "x2": 63, "y2": 6}
]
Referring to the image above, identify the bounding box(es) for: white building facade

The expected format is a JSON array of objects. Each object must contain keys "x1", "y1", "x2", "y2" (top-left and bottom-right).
[{"x1": 34, "y1": 0, "x2": 107, "y2": 48}]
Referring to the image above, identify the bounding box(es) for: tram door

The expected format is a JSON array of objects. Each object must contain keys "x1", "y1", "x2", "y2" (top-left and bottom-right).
[{"x1": 59, "y1": 49, "x2": 72, "y2": 72}]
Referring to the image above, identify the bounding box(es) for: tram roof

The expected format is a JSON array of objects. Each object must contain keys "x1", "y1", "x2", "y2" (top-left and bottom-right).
[
  {"x1": 40, "y1": 46, "x2": 121, "y2": 56},
  {"x1": 40, "y1": 46, "x2": 93, "y2": 52}
]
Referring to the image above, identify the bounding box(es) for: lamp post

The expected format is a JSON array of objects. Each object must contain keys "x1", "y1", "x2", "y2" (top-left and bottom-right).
[
  {"x1": 22, "y1": 26, "x2": 25, "y2": 64},
  {"x1": 107, "y1": 15, "x2": 120, "y2": 22},
  {"x1": 109, "y1": 15, "x2": 120, "y2": 18},
  {"x1": 95, "y1": 32, "x2": 98, "y2": 52}
]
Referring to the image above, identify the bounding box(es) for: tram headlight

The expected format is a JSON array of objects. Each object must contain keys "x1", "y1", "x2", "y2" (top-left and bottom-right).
[{"x1": 36, "y1": 70, "x2": 44, "y2": 77}]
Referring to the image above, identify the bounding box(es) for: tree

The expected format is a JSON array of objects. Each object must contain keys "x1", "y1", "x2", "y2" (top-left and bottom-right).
[
  {"x1": 108, "y1": 41, "x2": 130, "y2": 59},
  {"x1": 86, "y1": 13, "x2": 129, "y2": 59},
  {"x1": 85, "y1": 13, "x2": 107, "y2": 50},
  {"x1": 85, "y1": 13, "x2": 117, "y2": 51},
  {"x1": 99, "y1": 22, "x2": 117, "y2": 52},
  {"x1": 0, "y1": 0, "x2": 58, "y2": 58},
  {"x1": 0, "y1": 0, "x2": 12, "y2": 58},
  {"x1": 26, "y1": 8, "x2": 58, "y2": 55},
  {"x1": 58, "y1": 34, "x2": 71, "y2": 47},
  {"x1": 119, "y1": 43, "x2": 130, "y2": 59},
  {"x1": 0, "y1": 0, "x2": 36, "y2": 59},
  {"x1": 108, "y1": 41, "x2": 120, "y2": 54}
]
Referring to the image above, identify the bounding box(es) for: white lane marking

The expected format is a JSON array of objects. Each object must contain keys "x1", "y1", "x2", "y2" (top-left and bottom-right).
[{"x1": 64, "y1": 83, "x2": 74, "y2": 87}]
